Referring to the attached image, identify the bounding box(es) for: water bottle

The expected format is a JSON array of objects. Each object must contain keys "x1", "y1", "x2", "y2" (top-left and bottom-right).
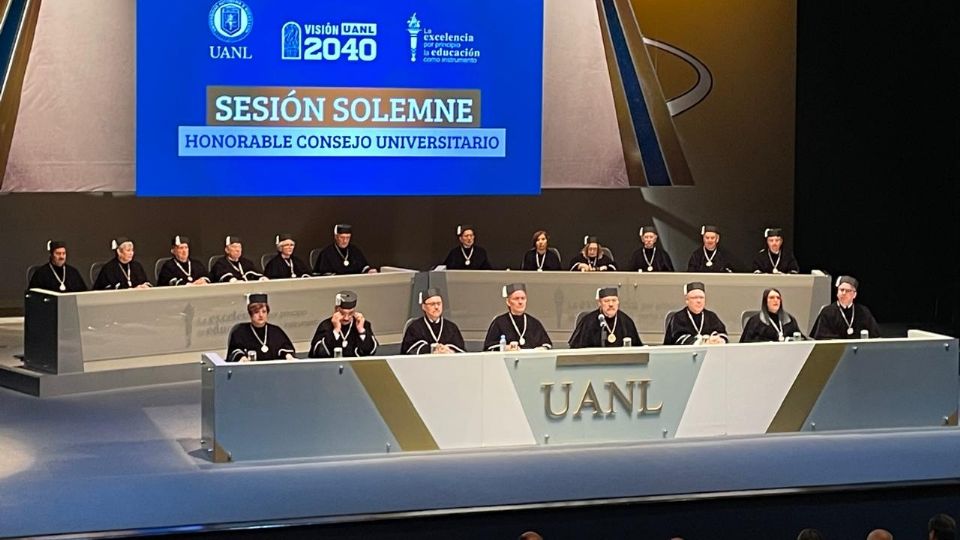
[
  {"x1": 499, "y1": 335, "x2": 507, "y2": 352},
  {"x1": 623, "y1": 337, "x2": 632, "y2": 348},
  {"x1": 860, "y1": 329, "x2": 869, "y2": 339},
  {"x1": 333, "y1": 347, "x2": 343, "y2": 358}
]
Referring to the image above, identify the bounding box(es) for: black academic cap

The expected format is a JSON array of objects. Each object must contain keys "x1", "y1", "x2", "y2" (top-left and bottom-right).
[
  {"x1": 764, "y1": 228, "x2": 783, "y2": 238},
  {"x1": 684, "y1": 282, "x2": 706, "y2": 294},
  {"x1": 335, "y1": 290, "x2": 358, "y2": 309},
  {"x1": 595, "y1": 286, "x2": 618, "y2": 299},
  {"x1": 225, "y1": 235, "x2": 242, "y2": 246},
  {"x1": 835, "y1": 275, "x2": 859, "y2": 290},
  {"x1": 456, "y1": 224, "x2": 474, "y2": 237},
  {"x1": 700, "y1": 225, "x2": 719, "y2": 235},
  {"x1": 334, "y1": 224, "x2": 352, "y2": 235},
  {"x1": 502, "y1": 283, "x2": 526, "y2": 298},
  {"x1": 171, "y1": 235, "x2": 190, "y2": 246},
  {"x1": 275, "y1": 233, "x2": 294, "y2": 245},
  {"x1": 111, "y1": 237, "x2": 132, "y2": 250},
  {"x1": 583, "y1": 235, "x2": 599, "y2": 246},
  {"x1": 419, "y1": 288, "x2": 443, "y2": 304},
  {"x1": 638, "y1": 225, "x2": 658, "y2": 236},
  {"x1": 47, "y1": 240, "x2": 66, "y2": 252},
  {"x1": 246, "y1": 293, "x2": 268, "y2": 305}
]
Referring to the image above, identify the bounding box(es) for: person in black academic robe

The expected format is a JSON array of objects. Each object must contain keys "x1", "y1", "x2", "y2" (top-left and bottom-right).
[
  {"x1": 628, "y1": 225, "x2": 675, "y2": 272},
  {"x1": 482, "y1": 283, "x2": 553, "y2": 350},
  {"x1": 402, "y1": 288, "x2": 467, "y2": 354},
  {"x1": 664, "y1": 282, "x2": 729, "y2": 345},
  {"x1": 93, "y1": 237, "x2": 150, "y2": 290},
  {"x1": 211, "y1": 236, "x2": 265, "y2": 283},
  {"x1": 810, "y1": 275, "x2": 881, "y2": 339},
  {"x1": 29, "y1": 241, "x2": 87, "y2": 292},
  {"x1": 740, "y1": 288, "x2": 804, "y2": 342},
  {"x1": 309, "y1": 290, "x2": 378, "y2": 357},
  {"x1": 442, "y1": 225, "x2": 492, "y2": 270},
  {"x1": 687, "y1": 225, "x2": 734, "y2": 273},
  {"x1": 519, "y1": 230, "x2": 562, "y2": 271},
  {"x1": 264, "y1": 234, "x2": 312, "y2": 279},
  {"x1": 313, "y1": 225, "x2": 376, "y2": 275},
  {"x1": 569, "y1": 236, "x2": 617, "y2": 272},
  {"x1": 568, "y1": 287, "x2": 642, "y2": 348},
  {"x1": 752, "y1": 228, "x2": 800, "y2": 274},
  {"x1": 158, "y1": 236, "x2": 210, "y2": 286},
  {"x1": 226, "y1": 294, "x2": 296, "y2": 362}
]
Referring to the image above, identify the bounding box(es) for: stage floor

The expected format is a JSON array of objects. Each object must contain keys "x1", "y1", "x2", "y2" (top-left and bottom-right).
[{"x1": 2, "y1": 374, "x2": 960, "y2": 538}]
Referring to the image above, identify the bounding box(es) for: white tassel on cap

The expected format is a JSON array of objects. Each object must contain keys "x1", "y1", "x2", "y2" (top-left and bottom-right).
[
  {"x1": 764, "y1": 228, "x2": 770, "y2": 237},
  {"x1": 111, "y1": 240, "x2": 118, "y2": 250},
  {"x1": 583, "y1": 236, "x2": 589, "y2": 246},
  {"x1": 595, "y1": 287, "x2": 601, "y2": 300},
  {"x1": 456, "y1": 225, "x2": 462, "y2": 236},
  {"x1": 502, "y1": 286, "x2": 508, "y2": 298},
  {"x1": 700, "y1": 226, "x2": 706, "y2": 235},
  {"x1": 175, "y1": 235, "x2": 182, "y2": 245},
  {"x1": 335, "y1": 293, "x2": 343, "y2": 306},
  {"x1": 225, "y1": 236, "x2": 231, "y2": 246},
  {"x1": 46, "y1": 240, "x2": 52, "y2": 251},
  {"x1": 418, "y1": 291, "x2": 424, "y2": 304}
]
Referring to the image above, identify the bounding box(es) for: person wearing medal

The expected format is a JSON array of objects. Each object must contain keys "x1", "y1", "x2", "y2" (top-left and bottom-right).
[
  {"x1": 810, "y1": 275, "x2": 881, "y2": 339},
  {"x1": 752, "y1": 228, "x2": 800, "y2": 274},
  {"x1": 264, "y1": 233, "x2": 312, "y2": 279},
  {"x1": 687, "y1": 225, "x2": 734, "y2": 273},
  {"x1": 309, "y1": 290, "x2": 378, "y2": 357},
  {"x1": 628, "y1": 225, "x2": 675, "y2": 272},
  {"x1": 570, "y1": 236, "x2": 617, "y2": 272},
  {"x1": 664, "y1": 282, "x2": 729, "y2": 345},
  {"x1": 157, "y1": 235, "x2": 210, "y2": 286},
  {"x1": 520, "y1": 230, "x2": 562, "y2": 271},
  {"x1": 313, "y1": 224, "x2": 377, "y2": 275},
  {"x1": 93, "y1": 237, "x2": 151, "y2": 290},
  {"x1": 226, "y1": 293, "x2": 296, "y2": 362},
  {"x1": 568, "y1": 286, "x2": 641, "y2": 348},
  {"x1": 441, "y1": 225, "x2": 492, "y2": 270},
  {"x1": 740, "y1": 288, "x2": 804, "y2": 342},
  {"x1": 210, "y1": 236, "x2": 267, "y2": 283},
  {"x1": 483, "y1": 283, "x2": 553, "y2": 350},
  {"x1": 401, "y1": 288, "x2": 467, "y2": 354},
  {"x1": 29, "y1": 240, "x2": 87, "y2": 292}
]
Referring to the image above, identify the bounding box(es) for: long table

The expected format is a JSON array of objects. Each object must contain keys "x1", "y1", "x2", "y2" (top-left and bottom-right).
[
  {"x1": 200, "y1": 330, "x2": 959, "y2": 462},
  {"x1": 434, "y1": 270, "x2": 832, "y2": 344},
  {"x1": 8, "y1": 270, "x2": 831, "y2": 396}
]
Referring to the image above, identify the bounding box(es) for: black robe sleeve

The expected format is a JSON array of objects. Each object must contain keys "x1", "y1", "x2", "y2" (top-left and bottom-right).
[
  {"x1": 740, "y1": 315, "x2": 774, "y2": 343},
  {"x1": 313, "y1": 244, "x2": 370, "y2": 275},
  {"x1": 687, "y1": 248, "x2": 735, "y2": 273},
  {"x1": 227, "y1": 323, "x2": 295, "y2": 361},
  {"x1": 310, "y1": 319, "x2": 378, "y2": 358},
  {"x1": 752, "y1": 250, "x2": 801, "y2": 274},
  {"x1": 402, "y1": 318, "x2": 466, "y2": 354},
  {"x1": 443, "y1": 245, "x2": 492, "y2": 270},
  {"x1": 569, "y1": 254, "x2": 617, "y2": 272},
  {"x1": 629, "y1": 247, "x2": 675, "y2": 272},
  {"x1": 264, "y1": 254, "x2": 312, "y2": 279},
  {"x1": 29, "y1": 264, "x2": 88, "y2": 292},
  {"x1": 158, "y1": 258, "x2": 210, "y2": 286},
  {"x1": 93, "y1": 259, "x2": 150, "y2": 290},
  {"x1": 520, "y1": 249, "x2": 562, "y2": 271},
  {"x1": 483, "y1": 313, "x2": 554, "y2": 350},
  {"x1": 568, "y1": 310, "x2": 641, "y2": 348},
  {"x1": 211, "y1": 257, "x2": 263, "y2": 282},
  {"x1": 664, "y1": 309, "x2": 729, "y2": 345},
  {"x1": 811, "y1": 304, "x2": 881, "y2": 340}
]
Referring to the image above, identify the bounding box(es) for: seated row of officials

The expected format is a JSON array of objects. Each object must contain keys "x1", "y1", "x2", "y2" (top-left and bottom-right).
[
  {"x1": 28, "y1": 225, "x2": 799, "y2": 293},
  {"x1": 226, "y1": 276, "x2": 881, "y2": 362}
]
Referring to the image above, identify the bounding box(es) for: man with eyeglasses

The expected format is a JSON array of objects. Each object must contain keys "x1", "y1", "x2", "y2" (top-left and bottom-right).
[
  {"x1": 811, "y1": 275, "x2": 881, "y2": 339},
  {"x1": 401, "y1": 288, "x2": 466, "y2": 354}
]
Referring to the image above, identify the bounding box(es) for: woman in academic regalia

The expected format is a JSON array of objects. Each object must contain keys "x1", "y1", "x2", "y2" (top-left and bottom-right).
[
  {"x1": 226, "y1": 293, "x2": 296, "y2": 362},
  {"x1": 740, "y1": 288, "x2": 804, "y2": 343},
  {"x1": 520, "y1": 230, "x2": 562, "y2": 271},
  {"x1": 569, "y1": 236, "x2": 616, "y2": 272}
]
